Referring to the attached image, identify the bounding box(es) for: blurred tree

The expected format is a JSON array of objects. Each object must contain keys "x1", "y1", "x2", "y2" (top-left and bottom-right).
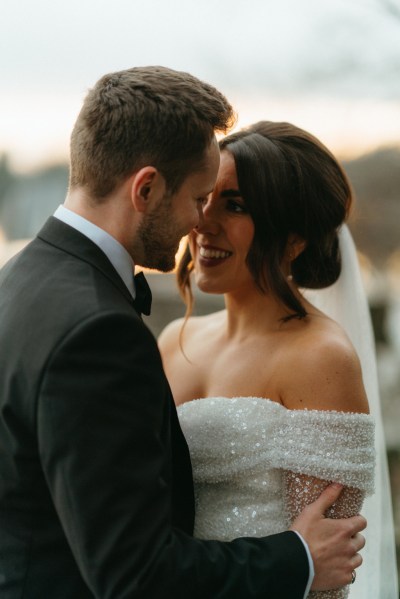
[{"x1": 344, "y1": 146, "x2": 400, "y2": 265}]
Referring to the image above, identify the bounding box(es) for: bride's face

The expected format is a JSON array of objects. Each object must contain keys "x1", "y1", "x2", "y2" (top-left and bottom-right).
[{"x1": 188, "y1": 150, "x2": 256, "y2": 296}]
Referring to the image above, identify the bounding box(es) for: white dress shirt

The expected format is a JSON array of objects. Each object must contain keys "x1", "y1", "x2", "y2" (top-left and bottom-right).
[
  {"x1": 53, "y1": 204, "x2": 136, "y2": 298},
  {"x1": 295, "y1": 532, "x2": 314, "y2": 598}
]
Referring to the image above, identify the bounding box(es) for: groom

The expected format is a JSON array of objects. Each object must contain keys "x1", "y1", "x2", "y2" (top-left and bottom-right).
[{"x1": 0, "y1": 66, "x2": 366, "y2": 598}]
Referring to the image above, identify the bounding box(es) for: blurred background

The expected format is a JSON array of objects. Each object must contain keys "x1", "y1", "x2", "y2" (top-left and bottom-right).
[{"x1": 1, "y1": 0, "x2": 399, "y2": 584}]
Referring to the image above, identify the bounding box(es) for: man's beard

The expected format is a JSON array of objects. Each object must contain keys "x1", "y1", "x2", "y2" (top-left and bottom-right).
[{"x1": 137, "y1": 197, "x2": 181, "y2": 272}]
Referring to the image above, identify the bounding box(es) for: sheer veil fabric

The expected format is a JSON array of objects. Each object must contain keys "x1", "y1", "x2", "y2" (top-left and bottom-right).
[{"x1": 304, "y1": 225, "x2": 398, "y2": 598}]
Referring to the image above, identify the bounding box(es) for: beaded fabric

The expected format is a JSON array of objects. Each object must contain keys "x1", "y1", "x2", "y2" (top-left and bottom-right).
[{"x1": 177, "y1": 396, "x2": 375, "y2": 599}]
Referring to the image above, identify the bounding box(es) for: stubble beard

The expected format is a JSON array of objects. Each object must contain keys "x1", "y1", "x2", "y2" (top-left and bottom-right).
[{"x1": 137, "y1": 196, "x2": 181, "y2": 272}]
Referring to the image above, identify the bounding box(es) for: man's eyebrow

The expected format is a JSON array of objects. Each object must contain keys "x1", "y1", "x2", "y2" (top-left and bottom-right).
[{"x1": 220, "y1": 189, "x2": 242, "y2": 198}]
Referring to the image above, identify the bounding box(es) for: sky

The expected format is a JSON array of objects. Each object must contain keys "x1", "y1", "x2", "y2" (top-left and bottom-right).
[{"x1": 1, "y1": 0, "x2": 400, "y2": 171}]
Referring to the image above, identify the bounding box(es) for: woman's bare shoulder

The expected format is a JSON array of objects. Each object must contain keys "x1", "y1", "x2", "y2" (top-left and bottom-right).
[{"x1": 279, "y1": 316, "x2": 369, "y2": 414}]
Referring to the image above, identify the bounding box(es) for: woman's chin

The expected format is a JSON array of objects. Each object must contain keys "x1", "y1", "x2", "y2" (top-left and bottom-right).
[{"x1": 194, "y1": 273, "x2": 225, "y2": 296}]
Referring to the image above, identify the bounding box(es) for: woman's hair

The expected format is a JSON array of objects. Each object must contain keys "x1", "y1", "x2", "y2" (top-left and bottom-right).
[{"x1": 177, "y1": 120, "x2": 353, "y2": 319}]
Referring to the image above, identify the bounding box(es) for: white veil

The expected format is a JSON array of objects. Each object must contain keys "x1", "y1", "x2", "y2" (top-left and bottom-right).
[{"x1": 305, "y1": 225, "x2": 398, "y2": 598}]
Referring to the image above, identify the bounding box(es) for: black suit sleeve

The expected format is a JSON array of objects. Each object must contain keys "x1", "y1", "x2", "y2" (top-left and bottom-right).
[{"x1": 37, "y1": 310, "x2": 309, "y2": 599}]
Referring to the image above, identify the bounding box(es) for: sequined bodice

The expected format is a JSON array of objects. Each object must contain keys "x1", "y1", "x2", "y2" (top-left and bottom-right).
[{"x1": 177, "y1": 397, "x2": 375, "y2": 599}]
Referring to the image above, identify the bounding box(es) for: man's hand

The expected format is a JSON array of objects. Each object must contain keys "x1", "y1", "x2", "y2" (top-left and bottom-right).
[{"x1": 290, "y1": 483, "x2": 366, "y2": 591}]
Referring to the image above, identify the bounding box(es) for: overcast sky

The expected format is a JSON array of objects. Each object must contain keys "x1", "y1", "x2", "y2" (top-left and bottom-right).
[{"x1": 1, "y1": 0, "x2": 400, "y2": 170}]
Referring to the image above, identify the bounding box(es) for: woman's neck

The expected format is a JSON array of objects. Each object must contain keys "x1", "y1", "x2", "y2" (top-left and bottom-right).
[{"x1": 222, "y1": 286, "x2": 297, "y2": 340}]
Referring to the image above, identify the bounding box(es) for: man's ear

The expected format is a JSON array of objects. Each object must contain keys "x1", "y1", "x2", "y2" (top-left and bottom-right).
[{"x1": 130, "y1": 166, "x2": 166, "y2": 213}]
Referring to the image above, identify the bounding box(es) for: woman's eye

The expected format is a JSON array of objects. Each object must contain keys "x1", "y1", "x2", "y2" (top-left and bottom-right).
[{"x1": 227, "y1": 199, "x2": 247, "y2": 213}]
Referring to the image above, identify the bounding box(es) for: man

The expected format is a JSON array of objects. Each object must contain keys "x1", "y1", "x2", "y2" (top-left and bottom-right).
[{"x1": 0, "y1": 66, "x2": 365, "y2": 598}]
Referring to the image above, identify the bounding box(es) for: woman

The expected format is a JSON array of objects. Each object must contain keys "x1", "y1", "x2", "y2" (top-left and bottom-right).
[{"x1": 159, "y1": 121, "x2": 398, "y2": 598}]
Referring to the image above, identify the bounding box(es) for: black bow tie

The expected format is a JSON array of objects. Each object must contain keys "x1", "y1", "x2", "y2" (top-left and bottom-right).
[{"x1": 133, "y1": 272, "x2": 152, "y2": 316}]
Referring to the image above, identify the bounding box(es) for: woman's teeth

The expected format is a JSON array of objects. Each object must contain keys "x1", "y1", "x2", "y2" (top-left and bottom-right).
[{"x1": 199, "y1": 247, "x2": 231, "y2": 259}]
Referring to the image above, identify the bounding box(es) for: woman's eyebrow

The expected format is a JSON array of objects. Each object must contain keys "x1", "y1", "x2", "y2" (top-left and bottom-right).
[{"x1": 220, "y1": 189, "x2": 242, "y2": 198}]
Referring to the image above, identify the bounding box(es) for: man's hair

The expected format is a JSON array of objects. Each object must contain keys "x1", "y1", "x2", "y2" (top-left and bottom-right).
[{"x1": 69, "y1": 66, "x2": 235, "y2": 198}]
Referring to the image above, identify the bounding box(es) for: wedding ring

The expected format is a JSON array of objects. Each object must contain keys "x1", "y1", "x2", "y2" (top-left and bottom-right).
[{"x1": 351, "y1": 570, "x2": 356, "y2": 584}]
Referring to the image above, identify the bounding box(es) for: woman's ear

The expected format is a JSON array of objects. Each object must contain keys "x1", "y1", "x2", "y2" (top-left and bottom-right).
[
  {"x1": 286, "y1": 234, "x2": 307, "y2": 261},
  {"x1": 130, "y1": 166, "x2": 166, "y2": 213}
]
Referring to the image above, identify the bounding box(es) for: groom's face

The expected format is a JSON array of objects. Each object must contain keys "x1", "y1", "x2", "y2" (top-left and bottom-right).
[{"x1": 138, "y1": 139, "x2": 220, "y2": 272}]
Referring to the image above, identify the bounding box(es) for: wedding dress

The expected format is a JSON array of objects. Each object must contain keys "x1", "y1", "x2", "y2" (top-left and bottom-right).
[
  {"x1": 177, "y1": 227, "x2": 398, "y2": 598},
  {"x1": 178, "y1": 396, "x2": 374, "y2": 599}
]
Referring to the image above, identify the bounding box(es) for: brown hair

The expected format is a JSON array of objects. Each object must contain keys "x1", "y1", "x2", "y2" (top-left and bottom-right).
[
  {"x1": 69, "y1": 66, "x2": 235, "y2": 198},
  {"x1": 177, "y1": 120, "x2": 353, "y2": 319}
]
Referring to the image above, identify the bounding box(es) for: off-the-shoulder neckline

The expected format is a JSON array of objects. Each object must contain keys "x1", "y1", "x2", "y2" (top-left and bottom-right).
[{"x1": 176, "y1": 396, "x2": 372, "y2": 418}]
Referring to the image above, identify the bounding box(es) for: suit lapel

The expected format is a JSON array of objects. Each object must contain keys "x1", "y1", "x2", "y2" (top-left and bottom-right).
[{"x1": 37, "y1": 217, "x2": 135, "y2": 306}]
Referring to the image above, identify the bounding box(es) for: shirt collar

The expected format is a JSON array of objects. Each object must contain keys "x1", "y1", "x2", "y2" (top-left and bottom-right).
[{"x1": 53, "y1": 204, "x2": 136, "y2": 298}]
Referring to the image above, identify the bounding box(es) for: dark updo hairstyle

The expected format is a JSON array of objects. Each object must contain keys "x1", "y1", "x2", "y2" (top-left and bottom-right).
[{"x1": 177, "y1": 120, "x2": 353, "y2": 320}]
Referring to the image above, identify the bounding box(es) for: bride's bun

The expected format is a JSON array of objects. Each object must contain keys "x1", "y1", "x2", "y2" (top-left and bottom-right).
[{"x1": 292, "y1": 232, "x2": 341, "y2": 289}]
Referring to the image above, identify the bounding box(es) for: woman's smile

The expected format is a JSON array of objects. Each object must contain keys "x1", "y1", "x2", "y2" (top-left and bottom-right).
[{"x1": 197, "y1": 243, "x2": 233, "y2": 267}]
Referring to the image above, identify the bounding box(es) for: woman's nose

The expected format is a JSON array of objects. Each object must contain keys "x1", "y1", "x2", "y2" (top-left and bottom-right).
[{"x1": 196, "y1": 199, "x2": 220, "y2": 234}]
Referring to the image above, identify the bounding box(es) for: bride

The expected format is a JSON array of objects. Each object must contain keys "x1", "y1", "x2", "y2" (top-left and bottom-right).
[{"x1": 159, "y1": 121, "x2": 398, "y2": 598}]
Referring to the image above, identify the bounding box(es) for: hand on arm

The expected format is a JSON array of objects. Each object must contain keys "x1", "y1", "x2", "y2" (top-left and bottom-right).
[{"x1": 289, "y1": 479, "x2": 366, "y2": 594}]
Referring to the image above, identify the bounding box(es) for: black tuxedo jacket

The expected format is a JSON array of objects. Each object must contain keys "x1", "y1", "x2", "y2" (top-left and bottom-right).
[{"x1": 0, "y1": 217, "x2": 309, "y2": 598}]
